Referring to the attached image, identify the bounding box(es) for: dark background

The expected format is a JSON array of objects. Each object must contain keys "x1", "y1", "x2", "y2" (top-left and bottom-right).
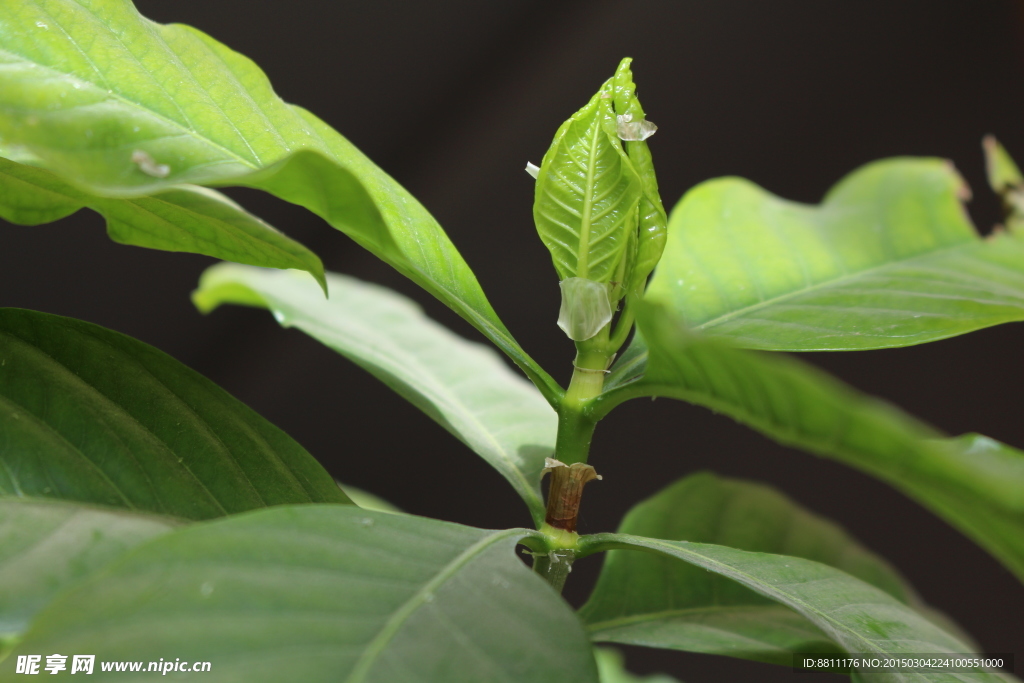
[{"x1": 2, "y1": 1, "x2": 1023, "y2": 680}]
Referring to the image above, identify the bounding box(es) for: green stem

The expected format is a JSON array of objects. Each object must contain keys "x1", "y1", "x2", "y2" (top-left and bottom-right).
[
  {"x1": 556, "y1": 341, "x2": 608, "y2": 466},
  {"x1": 534, "y1": 322, "x2": 621, "y2": 590},
  {"x1": 532, "y1": 550, "x2": 576, "y2": 592}
]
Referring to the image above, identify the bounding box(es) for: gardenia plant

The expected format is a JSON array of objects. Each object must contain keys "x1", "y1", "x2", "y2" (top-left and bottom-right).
[{"x1": 0, "y1": 1, "x2": 1022, "y2": 681}]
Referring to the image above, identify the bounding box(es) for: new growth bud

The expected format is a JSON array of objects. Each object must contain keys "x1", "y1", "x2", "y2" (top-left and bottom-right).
[{"x1": 532, "y1": 58, "x2": 666, "y2": 342}]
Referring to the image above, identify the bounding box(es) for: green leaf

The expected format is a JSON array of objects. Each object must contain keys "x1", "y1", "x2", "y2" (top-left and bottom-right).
[
  {"x1": 579, "y1": 534, "x2": 1005, "y2": 682},
  {"x1": 0, "y1": 308, "x2": 351, "y2": 519},
  {"x1": 983, "y1": 136, "x2": 1024, "y2": 234},
  {"x1": 0, "y1": 498, "x2": 180, "y2": 639},
  {"x1": 593, "y1": 305, "x2": 1024, "y2": 582},
  {"x1": 645, "y1": 158, "x2": 1024, "y2": 351},
  {"x1": 339, "y1": 484, "x2": 402, "y2": 515},
  {"x1": 610, "y1": 58, "x2": 666, "y2": 298},
  {"x1": 0, "y1": 155, "x2": 326, "y2": 290},
  {"x1": 595, "y1": 648, "x2": 681, "y2": 683},
  {"x1": 901, "y1": 433, "x2": 1024, "y2": 585},
  {"x1": 533, "y1": 84, "x2": 642, "y2": 284},
  {"x1": 984, "y1": 135, "x2": 1024, "y2": 193},
  {"x1": 193, "y1": 263, "x2": 556, "y2": 525},
  {"x1": 580, "y1": 472, "x2": 935, "y2": 666},
  {"x1": 7, "y1": 505, "x2": 599, "y2": 683},
  {"x1": 0, "y1": 0, "x2": 560, "y2": 405}
]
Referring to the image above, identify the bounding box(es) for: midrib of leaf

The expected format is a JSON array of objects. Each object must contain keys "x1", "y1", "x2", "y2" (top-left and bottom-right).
[
  {"x1": 0, "y1": 329, "x2": 238, "y2": 514},
  {"x1": 595, "y1": 536, "x2": 884, "y2": 654},
  {"x1": 72, "y1": 320, "x2": 331, "y2": 507},
  {"x1": 344, "y1": 529, "x2": 523, "y2": 683},
  {"x1": 612, "y1": 235, "x2": 1022, "y2": 387},
  {"x1": 2, "y1": 1, "x2": 282, "y2": 167},
  {"x1": 0, "y1": 335, "x2": 173, "y2": 507},
  {"x1": 0, "y1": 392, "x2": 135, "y2": 509},
  {"x1": 65, "y1": 0, "x2": 276, "y2": 163},
  {"x1": 692, "y1": 238, "x2": 998, "y2": 331},
  {"x1": 575, "y1": 120, "x2": 602, "y2": 280},
  {"x1": 173, "y1": 21, "x2": 293, "y2": 157},
  {"x1": 71, "y1": 329, "x2": 274, "y2": 508},
  {"x1": 0, "y1": 46, "x2": 258, "y2": 171}
]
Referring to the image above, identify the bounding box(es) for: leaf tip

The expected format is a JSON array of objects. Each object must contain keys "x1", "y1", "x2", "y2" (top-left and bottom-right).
[
  {"x1": 311, "y1": 266, "x2": 329, "y2": 298},
  {"x1": 192, "y1": 264, "x2": 270, "y2": 314},
  {"x1": 982, "y1": 134, "x2": 1024, "y2": 193}
]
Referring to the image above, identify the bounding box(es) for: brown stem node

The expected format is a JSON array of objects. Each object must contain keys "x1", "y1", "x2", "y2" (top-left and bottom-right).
[{"x1": 543, "y1": 457, "x2": 602, "y2": 533}]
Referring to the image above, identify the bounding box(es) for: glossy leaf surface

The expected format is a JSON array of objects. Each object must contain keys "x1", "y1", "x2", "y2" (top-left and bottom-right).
[
  {"x1": 0, "y1": 308, "x2": 351, "y2": 519},
  {"x1": 533, "y1": 87, "x2": 641, "y2": 284},
  {"x1": 0, "y1": 156, "x2": 325, "y2": 287},
  {"x1": 579, "y1": 534, "x2": 1005, "y2": 682},
  {"x1": 6, "y1": 505, "x2": 599, "y2": 683},
  {"x1": 595, "y1": 306, "x2": 1024, "y2": 581},
  {"x1": 0, "y1": 498, "x2": 180, "y2": 638},
  {"x1": 0, "y1": 0, "x2": 559, "y2": 404},
  {"x1": 194, "y1": 264, "x2": 556, "y2": 525},
  {"x1": 646, "y1": 158, "x2": 1024, "y2": 350},
  {"x1": 580, "y1": 472, "x2": 922, "y2": 666}
]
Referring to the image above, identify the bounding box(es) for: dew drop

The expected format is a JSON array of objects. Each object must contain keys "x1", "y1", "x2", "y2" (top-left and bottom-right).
[
  {"x1": 358, "y1": 517, "x2": 374, "y2": 528},
  {"x1": 200, "y1": 581, "x2": 214, "y2": 597}
]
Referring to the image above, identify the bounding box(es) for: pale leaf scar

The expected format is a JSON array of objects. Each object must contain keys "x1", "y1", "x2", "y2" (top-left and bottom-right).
[{"x1": 131, "y1": 149, "x2": 170, "y2": 178}]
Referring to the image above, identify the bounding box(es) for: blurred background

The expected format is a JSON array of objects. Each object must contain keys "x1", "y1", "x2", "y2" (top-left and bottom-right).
[{"x1": 2, "y1": 1, "x2": 1022, "y2": 680}]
